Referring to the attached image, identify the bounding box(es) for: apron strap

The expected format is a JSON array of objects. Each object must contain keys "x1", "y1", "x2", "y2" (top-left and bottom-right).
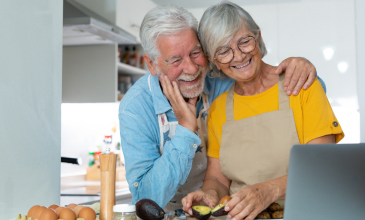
[
  {"x1": 226, "y1": 73, "x2": 289, "y2": 122},
  {"x1": 201, "y1": 92, "x2": 210, "y2": 112},
  {"x1": 158, "y1": 113, "x2": 166, "y2": 155},
  {"x1": 278, "y1": 73, "x2": 290, "y2": 110},
  {"x1": 148, "y1": 74, "x2": 152, "y2": 92},
  {"x1": 225, "y1": 83, "x2": 235, "y2": 122}
]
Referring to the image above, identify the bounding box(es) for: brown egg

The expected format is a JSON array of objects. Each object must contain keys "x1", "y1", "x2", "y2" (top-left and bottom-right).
[
  {"x1": 48, "y1": 204, "x2": 59, "y2": 210},
  {"x1": 78, "y1": 207, "x2": 96, "y2": 220},
  {"x1": 54, "y1": 206, "x2": 65, "y2": 215},
  {"x1": 27, "y1": 205, "x2": 40, "y2": 218},
  {"x1": 66, "y1": 203, "x2": 78, "y2": 209},
  {"x1": 59, "y1": 208, "x2": 76, "y2": 220},
  {"x1": 39, "y1": 209, "x2": 57, "y2": 220},
  {"x1": 72, "y1": 205, "x2": 84, "y2": 217},
  {"x1": 33, "y1": 206, "x2": 47, "y2": 219}
]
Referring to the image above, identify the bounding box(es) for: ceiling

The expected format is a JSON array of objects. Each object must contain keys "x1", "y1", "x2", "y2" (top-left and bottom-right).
[{"x1": 150, "y1": 0, "x2": 301, "y2": 8}]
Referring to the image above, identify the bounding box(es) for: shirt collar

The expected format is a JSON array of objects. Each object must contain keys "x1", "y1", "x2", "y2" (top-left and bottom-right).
[
  {"x1": 149, "y1": 74, "x2": 172, "y2": 115},
  {"x1": 202, "y1": 71, "x2": 211, "y2": 95}
]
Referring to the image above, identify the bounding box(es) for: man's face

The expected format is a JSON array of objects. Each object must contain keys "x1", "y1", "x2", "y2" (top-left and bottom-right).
[{"x1": 148, "y1": 28, "x2": 208, "y2": 98}]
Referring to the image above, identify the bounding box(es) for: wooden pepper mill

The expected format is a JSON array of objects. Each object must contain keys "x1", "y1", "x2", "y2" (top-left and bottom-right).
[{"x1": 100, "y1": 149, "x2": 117, "y2": 220}]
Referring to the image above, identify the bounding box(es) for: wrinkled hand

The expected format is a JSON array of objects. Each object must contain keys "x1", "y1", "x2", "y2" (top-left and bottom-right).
[
  {"x1": 182, "y1": 190, "x2": 219, "y2": 216},
  {"x1": 224, "y1": 183, "x2": 277, "y2": 220},
  {"x1": 275, "y1": 57, "x2": 316, "y2": 96},
  {"x1": 159, "y1": 74, "x2": 197, "y2": 132}
]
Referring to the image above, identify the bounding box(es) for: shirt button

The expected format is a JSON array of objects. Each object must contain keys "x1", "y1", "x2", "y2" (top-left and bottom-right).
[
  {"x1": 193, "y1": 144, "x2": 197, "y2": 148},
  {"x1": 332, "y1": 121, "x2": 338, "y2": 127},
  {"x1": 134, "y1": 182, "x2": 139, "y2": 187}
]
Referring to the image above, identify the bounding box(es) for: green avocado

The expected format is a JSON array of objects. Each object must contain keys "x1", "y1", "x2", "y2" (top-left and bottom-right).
[
  {"x1": 135, "y1": 198, "x2": 165, "y2": 220},
  {"x1": 211, "y1": 204, "x2": 229, "y2": 217},
  {"x1": 192, "y1": 206, "x2": 212, "y2": 220}
]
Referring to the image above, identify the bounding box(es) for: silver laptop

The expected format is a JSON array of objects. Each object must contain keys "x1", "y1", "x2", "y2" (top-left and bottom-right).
[{"x1": 284, "y1": 143, "x2": 365, "y2": 219}]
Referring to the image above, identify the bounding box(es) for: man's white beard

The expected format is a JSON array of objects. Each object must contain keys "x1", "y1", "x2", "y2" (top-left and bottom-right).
[
  {"x1": 156, "y1": 66, "x2": 206, "y2": 99},
  {"x1": 177, "y1": 67, "x2": 206, "y2": 98}
]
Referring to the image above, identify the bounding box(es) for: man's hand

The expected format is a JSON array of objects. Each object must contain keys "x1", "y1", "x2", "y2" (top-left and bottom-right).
[
  {"x1": 160, "y1": 74, "x2": 197, "y2": 133},
  {"x1": 275, "y1": 57, "x2": 316, "y2": 96},
  {"x1": 182, "y1": 190, "x2": 219, "y2": 216}
]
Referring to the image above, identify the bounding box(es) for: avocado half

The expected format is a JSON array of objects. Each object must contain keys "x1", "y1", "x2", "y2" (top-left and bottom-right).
[
  {"x1": 211, "y1": 204, "x2": 229, "y2": 217},
  {"x1": 135, "y1": 198, "x2": 165, "y2": 220},
  {"x1": 192, "y1": 206, "x2": 212, "y2": 220}
]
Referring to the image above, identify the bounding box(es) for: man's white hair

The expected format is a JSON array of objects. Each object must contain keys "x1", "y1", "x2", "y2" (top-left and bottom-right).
[{"x1": 140, "y1": 5, "x2": 198, "y2": 62}]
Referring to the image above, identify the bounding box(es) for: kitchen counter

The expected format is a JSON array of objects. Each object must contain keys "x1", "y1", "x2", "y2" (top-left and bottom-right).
[
  {"x1": 60, "y1": 188, "x2": 132, "y2": 206},
  {"x1": 60, "y1": 176, "x2": 132, "y2": 206}
]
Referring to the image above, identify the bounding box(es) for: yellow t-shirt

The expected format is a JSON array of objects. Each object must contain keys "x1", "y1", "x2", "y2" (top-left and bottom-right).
[{"x1": 207, "y1": 78, "x2": 345, "y2": 159}]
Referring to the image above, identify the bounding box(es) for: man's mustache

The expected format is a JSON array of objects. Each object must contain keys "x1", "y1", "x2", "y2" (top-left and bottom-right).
[{"x1": 176, "y1": 67, "x2": 203, "y2": 82}]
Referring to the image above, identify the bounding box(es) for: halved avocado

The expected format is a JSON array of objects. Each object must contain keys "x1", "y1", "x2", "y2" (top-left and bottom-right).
[
  {"x1": 135, "y1": 198, "x2": 165, "y2": 220},
  {"x1": 192, "y1": 206, "x2": 212, "y2": 220},
  {"x1": 211, "y1": 204, "x2": 229, "y2": 217}
]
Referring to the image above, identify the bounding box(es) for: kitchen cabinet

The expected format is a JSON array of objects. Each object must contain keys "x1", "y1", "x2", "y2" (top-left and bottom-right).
[
  {"x1": 62, "y1": 0, "x2": 148, "y2": 103},
  {"x1": 0, "y1": 1, "x2": 62, "y2": 218},
  {"x1": 63, "y1": 44, "x2": 117, "y2": 103},
  {"x1": 62, "y1": 44, "x2": 147, "y2": 103}
]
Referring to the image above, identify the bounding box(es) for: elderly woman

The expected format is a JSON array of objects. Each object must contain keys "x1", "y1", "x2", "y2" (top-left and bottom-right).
[{"x1": 181, "y1": 2, "x2": 345, "y2": 220}]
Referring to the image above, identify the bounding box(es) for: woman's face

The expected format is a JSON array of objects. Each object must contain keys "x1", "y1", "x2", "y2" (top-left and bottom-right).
[{"x1": 212, "y1": 25, "x2": 262, "y2": 83}]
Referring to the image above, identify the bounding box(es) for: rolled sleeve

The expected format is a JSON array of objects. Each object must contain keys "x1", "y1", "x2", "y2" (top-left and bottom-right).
[
  {"x1": 171, "y1": 124, "x2": 201, "y2": 158},
  {"x1": 302, "y1": 79, "x2": 344, "y2": 144}
]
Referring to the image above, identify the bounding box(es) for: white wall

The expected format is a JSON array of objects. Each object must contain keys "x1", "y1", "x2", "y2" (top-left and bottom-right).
[
  {"x1": 61, "y1": 103, "x2": 121, "y2": 176},
  {"x1": 356, "y1": 0, "x2": 365, "y2": 142},
  {"x1": 189, "y1": 0, "x2": 359, "y2": 143},
  {"x1": 0, "y1": 0, "x2": 63, "y2": 218},
  {"x1": 116, "y1": 0, "x2": 157, "y2": 42}
]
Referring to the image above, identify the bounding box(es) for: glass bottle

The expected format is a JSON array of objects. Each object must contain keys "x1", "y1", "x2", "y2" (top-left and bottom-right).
[{"x1": 112, "y1": 204, "x2": 137, "y2": 220}]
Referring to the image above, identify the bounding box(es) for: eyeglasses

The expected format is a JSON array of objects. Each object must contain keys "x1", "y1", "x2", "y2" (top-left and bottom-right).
[{"x1": 214, "y1": 36, "x2": 256, "y2": 64}]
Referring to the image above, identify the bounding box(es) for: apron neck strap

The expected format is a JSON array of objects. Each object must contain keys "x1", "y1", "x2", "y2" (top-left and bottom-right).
[
  {"x1": 225, "y1": 72, "x2": 289, "y2": 122},
  {"x1": 278, "y1": 73, "x2": 289, "y2": 110},
  {"x1": 201, "y1": 92, "x2": 210, "y2": 111},
  {"x1": 226, "y1": 83, "x2": 235, "y2": 122}
]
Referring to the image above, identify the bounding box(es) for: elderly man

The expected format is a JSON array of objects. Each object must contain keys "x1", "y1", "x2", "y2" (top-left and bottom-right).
[{"x1": 119, "y1": 5, "x2": 324, "y2": 212}]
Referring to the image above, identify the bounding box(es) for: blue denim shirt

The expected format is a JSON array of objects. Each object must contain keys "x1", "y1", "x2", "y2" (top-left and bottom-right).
[{"x1": 119, "y1": 72, "x2": 326, "y2": 209}]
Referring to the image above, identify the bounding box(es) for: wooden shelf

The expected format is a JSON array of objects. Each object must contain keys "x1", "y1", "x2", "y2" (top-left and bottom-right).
[{"x1": 118, "y1": 62, "x2": 148, "y2": 75}]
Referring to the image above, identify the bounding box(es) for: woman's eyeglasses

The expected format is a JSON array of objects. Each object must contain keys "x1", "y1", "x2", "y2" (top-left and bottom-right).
[{"x1": 214, "y1": 36, "x2": 256, "y2": 64}]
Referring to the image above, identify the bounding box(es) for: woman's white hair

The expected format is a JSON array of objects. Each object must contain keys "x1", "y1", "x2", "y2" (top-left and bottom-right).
[
  {"x1": 140, "y1": 5, "x2": 198, "y2": 62},
  {"x1": 199, "y1": 1, "x2": 267, "y2": 77}
]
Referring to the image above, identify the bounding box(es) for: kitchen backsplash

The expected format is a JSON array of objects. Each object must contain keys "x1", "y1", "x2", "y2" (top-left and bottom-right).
[{"x1": 61, "y1": 102, "x2": 122, "y2": 177}]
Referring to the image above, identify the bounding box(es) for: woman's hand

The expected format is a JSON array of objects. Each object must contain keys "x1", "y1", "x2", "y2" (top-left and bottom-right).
[
  {"x1": 182, "y1": 190, "x2": 219, "y2": 216},
  {"x1": 275, "y1": 57, "x2": 317, "y2": 96},
  {"x1": 159, "y1": 74, "x2": 198, "y2": 133},
  {"x1": 224, "y1": 182, "x2": 280, "y2": 220}
]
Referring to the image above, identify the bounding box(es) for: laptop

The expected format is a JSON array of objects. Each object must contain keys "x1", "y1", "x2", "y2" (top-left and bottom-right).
[{"x1": 284, "y1": 143, "x2": 365, "y2": 219}]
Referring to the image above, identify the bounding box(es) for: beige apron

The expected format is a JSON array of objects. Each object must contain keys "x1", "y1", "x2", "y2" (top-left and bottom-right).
[
  {"x1": 148, "y1": 75, "x2": 209, "y2": 212},
  {"x1": 220, "y1": 74, "x2": 300, "y2": 200}
]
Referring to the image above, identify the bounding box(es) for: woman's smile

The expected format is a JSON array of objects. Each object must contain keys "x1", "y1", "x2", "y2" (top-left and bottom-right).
[{"x1": 231, "y1": 57, "x2": 252, "y2": 70}]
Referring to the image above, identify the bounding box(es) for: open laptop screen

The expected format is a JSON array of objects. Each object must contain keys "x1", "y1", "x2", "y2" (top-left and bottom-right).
[{"x1": 284, "y1": 143, "x2": 365, "y2": 219}]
